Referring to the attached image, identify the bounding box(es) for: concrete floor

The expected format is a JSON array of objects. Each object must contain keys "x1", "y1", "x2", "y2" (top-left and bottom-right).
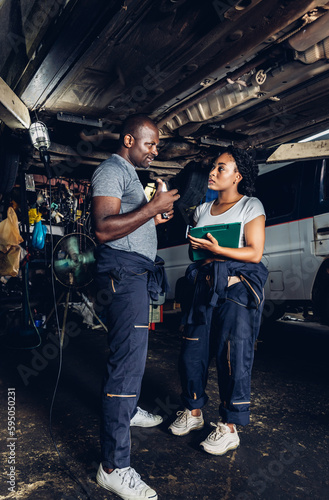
[{"x1": 1, "y1": 311, "x2": 329, "y2": 500}]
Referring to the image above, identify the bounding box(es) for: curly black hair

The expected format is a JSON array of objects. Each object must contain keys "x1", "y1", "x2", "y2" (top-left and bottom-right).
[{"x1": 221, "y1": 146, "x2": 258, "y2": 197}]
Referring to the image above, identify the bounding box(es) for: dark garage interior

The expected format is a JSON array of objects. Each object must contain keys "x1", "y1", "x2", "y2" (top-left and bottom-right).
[{"x1": 1, "y1": 1, "x2": 329, "y2": 499}]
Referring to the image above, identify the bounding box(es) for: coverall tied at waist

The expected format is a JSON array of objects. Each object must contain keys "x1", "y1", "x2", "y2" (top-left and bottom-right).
[
  {"x1": 180, "y1": 259, "x2": 268, "y2": 426},
  {"x1": 94, "y1": 245, "x2": 168, "y2": 469},
  {"x1": 94, "y1": 245, "x2": 169, "y2": 301}
]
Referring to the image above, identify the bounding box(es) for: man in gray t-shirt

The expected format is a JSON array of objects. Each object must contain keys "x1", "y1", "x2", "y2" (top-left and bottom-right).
[
  {"x1": 92, "y1": 153, "x2": 157, "y2": 260},
  {"x1": 92, "y1": 114, "x2": 179, "y2": 500}
]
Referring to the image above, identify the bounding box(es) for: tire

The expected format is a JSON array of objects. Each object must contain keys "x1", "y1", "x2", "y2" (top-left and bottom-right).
[
  {"x1": 318, "y1": 293, "x2": 329, "y2": 325},
  {"x1": 170, "y1": 161, "x2": 209, "y2": 209},
  {"x1": 0, "y1": 132, "x2": 20, "y2": 194}
]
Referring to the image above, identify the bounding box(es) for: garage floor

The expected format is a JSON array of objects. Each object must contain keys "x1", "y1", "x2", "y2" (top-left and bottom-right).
[{"x1": 1, "y1": 311, "x2": 329, "y2": 500}]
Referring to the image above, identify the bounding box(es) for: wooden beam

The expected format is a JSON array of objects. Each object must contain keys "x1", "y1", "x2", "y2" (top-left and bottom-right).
[
  {"x1": 0, "y1": 78, "x2": 31, "y2": 130},
  {"x1": 137, "y1": 167, "x2": 181, "y2": 177},
  {"x1": 48, "y1": 143, "x2": 184, "y2": 169},
  {"x1": 48, "y1": 142, "x2": 109, "y2": 160},
  {"x1": 147, "y1": 160, "x2": 182, "y2": 169},
  {"x1": 266, "y1": 140, "x2": 329, "y2": 163},
  {"x1": 36, "y1": 144, "x2": 183, "y2": 174}
]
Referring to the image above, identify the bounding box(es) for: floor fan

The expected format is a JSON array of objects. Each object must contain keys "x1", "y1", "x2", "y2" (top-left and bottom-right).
[{"x1": 52, "y1": 233, "x2": 107, "y2": 344}]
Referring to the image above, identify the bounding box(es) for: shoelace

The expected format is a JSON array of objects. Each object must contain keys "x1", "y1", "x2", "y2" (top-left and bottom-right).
[
  {"x1": 208, "y1": 422, "x2": 230, "y2": 441},
  {"x1": 119, "y1": 467, "x2": 143, "y2": 490},
  {"x1": 136, "y1": 407, "x2": 157, "y2": 420},
  {"x1": 175, "y1": 410, "x2": 189, "y2": 422}
]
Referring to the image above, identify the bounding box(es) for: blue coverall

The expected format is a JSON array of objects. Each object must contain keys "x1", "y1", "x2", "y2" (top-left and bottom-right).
[
  {"x1": 94, "y1": 245, "x2": 167, "y2": 469},
  {"x1": 179, "y1": 260, "x2": 268, "y2": 426}
]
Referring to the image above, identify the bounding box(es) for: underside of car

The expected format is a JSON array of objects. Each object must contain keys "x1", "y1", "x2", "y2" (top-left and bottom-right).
[{"x1": 1, "y1": 0, "x2": 329, "y2": 187}]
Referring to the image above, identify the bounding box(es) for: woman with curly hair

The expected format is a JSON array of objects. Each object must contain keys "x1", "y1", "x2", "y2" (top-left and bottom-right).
[{"x1": 169, "y1": 146, "x2": 268, "y2": 455}]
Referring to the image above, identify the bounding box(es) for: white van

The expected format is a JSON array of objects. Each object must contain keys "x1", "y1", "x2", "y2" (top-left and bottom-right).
[{"x1": 157, "y1": 155, "x2": 329, "y2": 324}]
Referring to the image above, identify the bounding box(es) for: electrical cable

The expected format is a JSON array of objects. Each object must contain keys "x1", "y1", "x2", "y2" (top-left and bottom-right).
[
  {"x1": 4, "y1": 260, "x2": 43, "y2": 350},
  {"x1": 47, "y1": 179, "x2": 93, "y2": 500},
  {"x1": 23, "y1": 267, "x2": 42, "y2": 348},
  {"x1": 2, "y1": 298, "x2": 42, "y2": 348}
]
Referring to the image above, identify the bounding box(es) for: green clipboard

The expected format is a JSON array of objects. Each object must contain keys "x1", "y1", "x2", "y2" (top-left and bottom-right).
[{"x1": 189, "y1": 222, "x2": 241, "y2": 261}]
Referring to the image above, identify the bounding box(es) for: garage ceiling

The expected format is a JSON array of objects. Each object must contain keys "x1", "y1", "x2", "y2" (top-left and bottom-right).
[{"x1": 1, "y1": 0, "x2": 329, "y2": 178}]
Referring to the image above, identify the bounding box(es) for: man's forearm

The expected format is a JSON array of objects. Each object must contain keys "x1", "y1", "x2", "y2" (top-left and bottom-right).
[{"x1": 94, "y1": 203, "x2": 155, "y2": 244}]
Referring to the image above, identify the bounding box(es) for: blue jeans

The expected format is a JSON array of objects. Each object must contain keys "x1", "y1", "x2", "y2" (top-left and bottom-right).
[{"x1": 179, "y1": 280, "x2": 263, "y2": 426}]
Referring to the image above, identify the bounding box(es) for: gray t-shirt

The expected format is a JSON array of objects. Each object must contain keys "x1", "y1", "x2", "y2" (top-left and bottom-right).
[{"x1": 91, "y1": 154, "x2": 157, "y2": 261}]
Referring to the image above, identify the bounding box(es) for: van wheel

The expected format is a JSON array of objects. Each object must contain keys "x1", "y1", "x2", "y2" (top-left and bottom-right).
[
  {"x1": 318, "y1": 296, "x2": 329, "y2": 325},
  {"x1": 313, "y1": 286, "x2": 329, "y2": 325},
  {"x1": 312, "y1": 262, "x2": 329, "y2": 325}
]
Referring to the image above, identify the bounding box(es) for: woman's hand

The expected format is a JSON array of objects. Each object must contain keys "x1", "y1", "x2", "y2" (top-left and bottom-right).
[{"x1": 188, "y1": 232, "x2": 221, "y2": 255}]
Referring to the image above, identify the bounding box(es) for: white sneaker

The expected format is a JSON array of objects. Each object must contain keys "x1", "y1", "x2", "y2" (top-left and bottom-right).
[
  {"x1": 130, "y1": 407, "x2": 163, "y2": 428},
  {"x1": 168, "y1": 408, "x2": 204, "y2": 436},
  {"x1": 96, "y1": 463, "x2": 158, "y2": 500},
  {"x1": 200, "y1": 422, "x2": 240, "y2": 455}
]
